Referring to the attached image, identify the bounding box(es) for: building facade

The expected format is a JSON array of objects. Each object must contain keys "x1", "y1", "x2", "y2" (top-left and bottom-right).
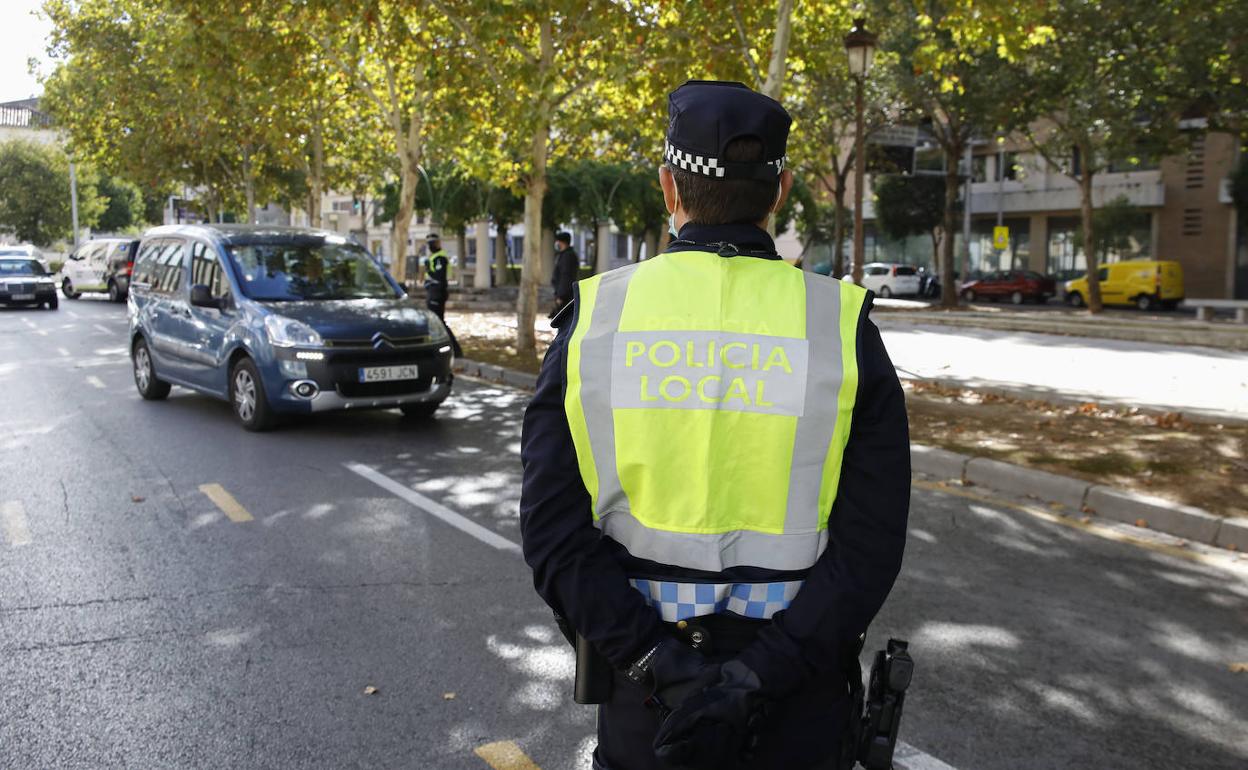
[{"x1": 860, "y1": 126, "x2": 1245, "y2": 299}]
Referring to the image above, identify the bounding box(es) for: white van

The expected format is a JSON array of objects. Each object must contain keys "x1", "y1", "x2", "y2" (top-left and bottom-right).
[{"x1": 61, "y1": 238, "x2": 139, "y2": 302}]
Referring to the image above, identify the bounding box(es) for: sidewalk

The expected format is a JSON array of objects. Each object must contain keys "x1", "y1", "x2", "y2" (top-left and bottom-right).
[
  {"x1": 875, "y1": 319, "x2": 1248, "y2": 423},
  {"x1": 874, "y1": 301, "x2": 1248, "y2": 351}
]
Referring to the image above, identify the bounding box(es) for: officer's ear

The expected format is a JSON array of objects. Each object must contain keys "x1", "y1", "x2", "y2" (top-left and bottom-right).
[
  {"x1": 772, "y1": 169, "x2": 795, "y2": 214},
  {"x1": 659, "y1": 165, "x2": 680, "y2": 215}
]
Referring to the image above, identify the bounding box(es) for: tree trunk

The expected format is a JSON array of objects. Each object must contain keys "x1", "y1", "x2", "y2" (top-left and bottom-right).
[
  {"x1": 832, "y1": 172, "x2": 848, "y2": 279},
  {"x1": 242, "y1": 146, "x2": 257, "y2": 225},
  {"x1": 495, "y1": 221, "x2": 509, "y2": 286},
  {"x1": 631, "y1": 234, "x2": 643, "y2": 262},
  {"x1": 474, "y1": 218, "x2": 491, "y2": 290},
  {"x1": 541, "y1": 228, "x2": 556, "y2": 282},
  {"x1": 1079, "y1": 165, "x2": 1103, "y2": 313},
  {"x1": 456, "y1": 229, "x2": 468, "y2": 285},
  {"x1": 596, "y1": 220, "x2": 613, "y2": 274},
  {"x1": 308, "y1": 119, "x2": 325, "y2": 228},
  {"x1": 391, "y1": 162, "x2": 418, "y2": 285},
  {"x1": 644, "y1": 229, "x2": 659, "y2": 261},
  {"x1": 517, "y1": 118, "x2": 550, "y2": 357},
  {"x1": 760, "y1": 0, "x2": 795, "y2": 99},
  {"x1": 940, "y1": 148, "x2": 961, "y2": 308}
]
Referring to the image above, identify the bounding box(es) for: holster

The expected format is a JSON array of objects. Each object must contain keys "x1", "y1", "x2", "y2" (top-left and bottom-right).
[{"x1": 555, "y1": 612, "x2": 614, "y2": 705}]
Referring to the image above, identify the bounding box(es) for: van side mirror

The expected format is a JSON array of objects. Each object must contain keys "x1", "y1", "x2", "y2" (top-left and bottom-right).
[{"x1": 190, "y1": 284, "x2": 223, "y2": 310}]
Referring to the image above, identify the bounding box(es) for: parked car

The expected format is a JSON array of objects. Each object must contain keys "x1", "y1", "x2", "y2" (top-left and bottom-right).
[
  {"x1": 128, "y1": 224, "x2": 454, "y2": 430},
  {"x1": 1064, "y1": 260, "x2": 1184, "y2": 310},
  {"x1": 841, "y1": 263, "x2": 922, "y2": 297},
  {"x1": 961, "y1": 270, "x2": 1056, "y2": 304},
  {"x1": 61, "y1": 237, "x2": 139, "y2": 302},
  {"x1": 0, "y1": 256, "x2": 58, "y2": 309}
]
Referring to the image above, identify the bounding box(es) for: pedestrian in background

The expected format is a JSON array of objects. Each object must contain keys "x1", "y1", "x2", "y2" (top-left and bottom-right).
[
  {"x1": 519, "y1": 80, "x2": 910, "y2": 769},
  {"x1": 550, "y1": 231, "x2": 578, "y2": 318}
]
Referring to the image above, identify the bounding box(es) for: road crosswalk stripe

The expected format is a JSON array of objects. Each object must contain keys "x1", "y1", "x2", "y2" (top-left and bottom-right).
[
  {"x1": 198, "y1": 483, "x2": 254, "y2": 523},
  {"x1": 86, "y1": 375, "x2": 105, "y2": 389},
  {"x1": 474, "y1": 741, "x2": 542, "y2": 770},
  {"x1": 1, "y1": 501, "x2": 32, "y2": 546}
]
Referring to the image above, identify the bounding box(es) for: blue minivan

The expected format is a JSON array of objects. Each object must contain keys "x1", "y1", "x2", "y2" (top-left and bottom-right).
[{"x1": 128, "y1": 224, "x2": 454, "y2": 430}]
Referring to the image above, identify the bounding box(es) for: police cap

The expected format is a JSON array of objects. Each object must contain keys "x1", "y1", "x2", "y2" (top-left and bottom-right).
[{"x1": 664, "y1": 80, "x2": 791, "y2": 182}]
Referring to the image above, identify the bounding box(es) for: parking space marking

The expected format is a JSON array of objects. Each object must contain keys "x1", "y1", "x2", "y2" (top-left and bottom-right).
[
  {"x1": 1, "y1": 501, "x2": 32, "y2": 546},
  {"x1": 92, "y1": 323, "x2": 113, "y2": 335},
  {"x1": 86, "y1": 375, "x2": 106, "y2": 389},
  {"x1": 346, "y1": 463, "x2": 521, "y2": 553},
  {"x1": 198, "y1": 483, "x2": 254, "y2": 523},
  {"x1": 474, "y1": 741, "x2": 542, "y2": 770}
]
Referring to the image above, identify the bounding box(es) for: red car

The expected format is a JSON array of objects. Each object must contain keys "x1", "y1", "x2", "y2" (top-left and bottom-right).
[{"x1": 961, "y1": 270, "x2": 1056, "y2": 304}]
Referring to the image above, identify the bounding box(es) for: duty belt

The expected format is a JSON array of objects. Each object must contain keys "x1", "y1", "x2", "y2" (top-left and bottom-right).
[{"x1": 628, "y1": 578, "x2": 804, "y2": 622}]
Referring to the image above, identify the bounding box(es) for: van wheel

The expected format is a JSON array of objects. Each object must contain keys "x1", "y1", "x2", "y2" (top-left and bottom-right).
[
  {"x1": 62, "y1": 278, "x2": 81, "y2": 299},
  {"x1": 1011, "y1": 291, "x2": 1024, "y2": 305},
  {"x1": 108, "y1": 280, "x2": 122, "y2": 303},
  {"x1": 879, "y1": 286, "x2": 892, "y2": 298},
  {"x1": 230, "y1": 357, "x2": 275, "y2": 431},
  {"x1": 963, "y1": 289, "x2": 976, "y2": 302},
  {"x1": 133, "y1": 338, "x2": 171, "y2": 400},
  {"x1": 1136, "y1": 294, "x2": 1156, "y2": 311},
  {"x1": 1068, "y1": 292, "x2": 1085, "y2": 308}
]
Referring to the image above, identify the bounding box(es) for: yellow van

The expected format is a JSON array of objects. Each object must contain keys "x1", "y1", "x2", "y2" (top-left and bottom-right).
[{"x1": 1065, "y1": 260, "x2": 1184, "y2": 310}]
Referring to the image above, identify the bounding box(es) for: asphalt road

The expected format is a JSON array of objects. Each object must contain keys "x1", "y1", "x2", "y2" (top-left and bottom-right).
[{"x1": 2, "y1": 297, "x2": 1245, "y2": 770}]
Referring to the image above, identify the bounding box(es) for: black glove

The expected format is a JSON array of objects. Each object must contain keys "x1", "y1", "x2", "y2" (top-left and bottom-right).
[
  {"x1": 653, "y1": 659, "x2": 768, "y2": 770},
  {"x1": 647, "y1": 638, "x2": 718, "y2": 714}
]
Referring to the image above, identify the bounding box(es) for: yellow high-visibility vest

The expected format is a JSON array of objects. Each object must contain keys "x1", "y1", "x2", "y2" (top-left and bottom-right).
[{"x1": 564, "y1": 250, "x2": 867, "y2": 573}]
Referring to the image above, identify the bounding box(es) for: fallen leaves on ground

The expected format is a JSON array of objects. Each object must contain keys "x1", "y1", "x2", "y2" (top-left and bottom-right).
[
  {"x1": 1230, "y1": 663, "x2": 1248, "y2": 674},
  {"x1": 442, "y1": 692, "x2": 456, "y2": 700},
  {"x1": 363, "y1": 685, "x2": 379, "y2": 695},
  {"x1": 130, "y1": 495, "x2": 145, "y2": 503}
]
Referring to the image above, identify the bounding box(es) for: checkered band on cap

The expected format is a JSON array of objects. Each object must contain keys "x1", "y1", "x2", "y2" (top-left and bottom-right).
[
  {"x1": 664, "y1": 141, "x2": 786, "y2": 179},
  {"x1": 628, "y1": 578, "x2": 804, "y2": 622}
]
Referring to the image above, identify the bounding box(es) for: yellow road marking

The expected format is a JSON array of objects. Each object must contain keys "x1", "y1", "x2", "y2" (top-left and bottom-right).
[
  {"x1": 913, "y1": 479, "x2": 1247, "y2": 574},
  {"x1": 198, "y1": 483, "x2": 254, "y2": 523},
  {"x1": 1, "y1": 501, "x2": 32, "y2": 546},
  {"x1": 474, "y1": 741, "x2": 542, "y2": 770}
]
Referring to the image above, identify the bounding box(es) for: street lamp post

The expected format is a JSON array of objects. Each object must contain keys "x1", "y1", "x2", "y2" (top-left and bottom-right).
[{"x1": 845, "y1": 18, "x2": 877, "y2": 287}]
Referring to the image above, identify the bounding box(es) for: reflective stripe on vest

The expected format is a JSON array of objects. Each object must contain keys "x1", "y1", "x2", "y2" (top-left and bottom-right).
[
  {"x1": 628, "y1": 578, "x2": 805, "y2": 622},
  {"x1": 565, "y1": 251, "x2": 867, "y2": 572}
]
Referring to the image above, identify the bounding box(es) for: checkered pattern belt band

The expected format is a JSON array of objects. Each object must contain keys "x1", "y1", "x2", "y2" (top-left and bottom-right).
[{"x1": 628, "y1": 578, "x2": 804, "y2": 622}]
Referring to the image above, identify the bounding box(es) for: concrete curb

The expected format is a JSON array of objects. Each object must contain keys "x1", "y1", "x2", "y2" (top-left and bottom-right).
[{"x1": 455, "y1": 358, "x2": 1239, "y2": 551}]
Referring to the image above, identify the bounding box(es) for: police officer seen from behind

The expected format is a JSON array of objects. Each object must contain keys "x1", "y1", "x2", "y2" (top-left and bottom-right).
[
  {"x1": 422, "y1": 233, "x2": 462, "y2": 357},
  {"x1": 550, "y1": 231, "x2": 579, "y2": 317},
  {"x1": 520, "y1": 80, "x2": 909, "y2": 770}
]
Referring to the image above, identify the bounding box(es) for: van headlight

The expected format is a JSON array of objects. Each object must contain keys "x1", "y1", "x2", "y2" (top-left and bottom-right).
[
  {"x1": 264, "y1": 314, "x2": 323, "y2": 347},
  {"x1": 428, "y1": 315, "x2": 449, "y2": 343}
]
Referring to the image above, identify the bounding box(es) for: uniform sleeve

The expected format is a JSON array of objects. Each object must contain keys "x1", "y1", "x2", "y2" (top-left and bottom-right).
[
  {"x1": 519, "y1": 302, "x2": 668, "y2": 668},
  {"x1": 736, "y1": 313, "x2": 910, "y2": 698}
]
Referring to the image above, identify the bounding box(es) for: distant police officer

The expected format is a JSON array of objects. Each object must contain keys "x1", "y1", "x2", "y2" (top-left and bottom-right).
[
  {"x1": 519, "y1": 80, "x2": 910, "y2": 770},
  {"x1": 422, "y1": 233, "x2": 462, "y2": 357},
  {"x1": 550, "y1": 231, "x2": 579, "y2": 317}
]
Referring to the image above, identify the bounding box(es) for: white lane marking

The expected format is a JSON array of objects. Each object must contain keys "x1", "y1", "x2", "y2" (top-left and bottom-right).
[
  {"x1": 66, "y1": 309, "x2": 80, "y2": 318},
  {"x1": 35, "y1": 329, "x2": 47, "y2": 336},
  {"x1": 345, "y1": 462, "x2": 521, "y2": 554},
  {"x1": 93, "y1": 323, "x2": 113, "y2": 335},
  {"x1": 895, "y1": 741, "x2": 958, "y2": 770},
  {"x1": 1, "y1": 501, "x2": 32, "y2": 546},
  {"x1": 347, "y1": 463, "x2": 958, "y2": 770},
  {"x1": 56, "y1": 347, "x2": 69, "y2": 357},
  {"x1": 86, "y1": 375, "x2": 106, "y2": 389}
]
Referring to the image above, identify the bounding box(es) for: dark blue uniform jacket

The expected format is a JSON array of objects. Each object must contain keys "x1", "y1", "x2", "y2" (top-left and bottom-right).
[{"x1": 519, "y1": 222, "x2": 910, "y2": 699}]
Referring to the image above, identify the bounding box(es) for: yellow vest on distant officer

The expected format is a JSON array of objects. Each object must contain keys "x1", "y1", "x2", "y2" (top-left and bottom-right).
[{"x1": 564, "y1": 250, "x2": 868, "y2": 573}]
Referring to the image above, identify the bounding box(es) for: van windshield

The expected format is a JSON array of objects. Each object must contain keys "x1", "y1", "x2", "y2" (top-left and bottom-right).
[{"x1": 226, "y1": 241, "x2": 397, "y2": 301}]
